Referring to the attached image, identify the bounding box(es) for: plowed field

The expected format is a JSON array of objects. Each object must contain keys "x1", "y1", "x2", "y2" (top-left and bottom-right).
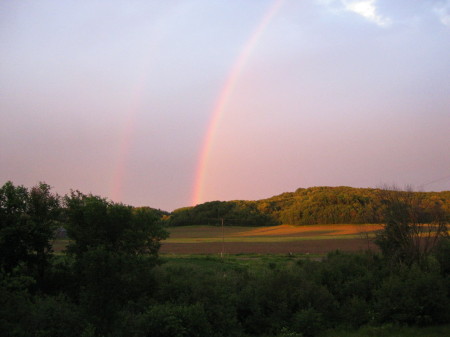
[{"x1": 160, "y1": 224, "x2": 382, "y2": 255}]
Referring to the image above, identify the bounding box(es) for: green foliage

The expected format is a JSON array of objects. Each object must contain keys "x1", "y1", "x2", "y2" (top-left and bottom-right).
[
  {"x1": 154, "y1": 254, "x2": 450, "y2": 336},
  {"x1": 166, "y1": 186, "x2": 450, "y2": 226},
  {"x1": 319, "y1": 324, "x2": 450, "y2": 337},
  {"x1": 63, "y1": 191, "x2": 168, "y2": 335},
  {"x1": 316, "y1": 252, "x2": 381, "y2": 304},
  {"x1": 374, "y1": 188, "x2": 449, "y2": 267},
  {"x1": 2, "y1": 181, "x2": 450, "y2": 336},
  {"x1": 254, "y1": 186, "x2": 450, "y2": 225},
  {"x1": 120, "y1": 303, "x2": 212, "y2": 337},
  {"x1": 434, "y1": 238, "x2": 450, "y2": 275},
  {"x1": 168, "y1": 200, "x2": 280, "y2": 226},
  {"x1": 374, "y1": 264, "x2": 450, "y2": 325},
  {"x1": 3, "y1": 246, "x2": 450, "y2": 337},
  {"x1": 74, "y1": 248, "x2": 158, "y2": 334},
  {"x1": 0, "y1": 181, "x2": 60, "y2": 283},
  {"x1": 292, "y1": 308, "x2": 324, "y2": 337},
  {"x1": 0, "y1": 273, "x2": 86, "y2": 337},
  {"x1": 152, "y1": 263, "x2": 242, "y2": 337},
  {"x1": 28, "y1": 294, "x2": 86, "y2": 337},
  {"x1": 258, "y1": 186, "x2": 383, "y2": 225},
  {"x1": 64, "y1": 191, "x2": 168, "y2": 257},
  {"x1": 0, "y1": 273, "x2": 33, "y2": 337}
]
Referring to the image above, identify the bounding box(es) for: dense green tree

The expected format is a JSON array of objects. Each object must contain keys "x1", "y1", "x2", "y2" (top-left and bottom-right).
[
  {"x1": 168, "y1": 200, "x2": 280, "y2": 227},
  {"x1": 166, "y1": 186, "x2": 450, "y2": 226},
  {"x1": 74, "y1": 247, "x2": 157, "y2": 333},
  {"x1": 64, "y1": 191, "x2": 168, "y2": 258},
  {"x1": 0, "y1": 272, "x2": 34, "y2": 337},
  {"x1": 0, "y1": 181, "x2": 60, "y2": 279},
  {"x1": 120, "y1": 303, "x2": 212, "y2": 337},
  {"x1": 63, "y1": 191, "x2": 168, "y2": 335},
  {"x1": 374, "y1": 188, "x2": 449, "y2": 267},
  {"x1": 374, "y1": 264, "x2": 450, "y2": 325},
  {"x1": 252, "y1": 186, "x2": 450, "y2": 225},
  {"x1": 434, "y1": 237, "x2": 450, "y2": 276}
]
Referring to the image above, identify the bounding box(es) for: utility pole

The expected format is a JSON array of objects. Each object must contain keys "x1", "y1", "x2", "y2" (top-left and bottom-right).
[{"x1": 221, "y1": 217, "x2": 224, "y2": 258}]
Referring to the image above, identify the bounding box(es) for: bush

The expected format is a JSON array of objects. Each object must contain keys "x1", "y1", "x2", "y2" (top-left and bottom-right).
[
  {"x1": 129, "y1": 303, "x2": 212, "y2": 337},
  {"x1": 374, "y1": 265, "x2": 449, "y2": 325},
  {"x1": 28, "y1": 295, "x2": 85, "y2": 337},
  {"x1": 292, "y1": 308, "x2": 324, "y2": 337}
]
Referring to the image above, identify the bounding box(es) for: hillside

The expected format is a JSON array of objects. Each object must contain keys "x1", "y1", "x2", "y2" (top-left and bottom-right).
[{"x1": 169, "y1": 186, "x2": 450, "y2": 226}]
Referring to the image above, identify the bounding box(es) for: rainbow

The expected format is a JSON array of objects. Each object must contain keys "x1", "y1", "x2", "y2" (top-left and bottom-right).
[
  {"x1": 110, "y1": 68, "x2": 151, "y2": 202},
  {"x1": 191, "y1": 0, "x2": 285, "y2": 206},
  {"x1": 110, "y1": 110, "x2": 136, "y2": 202}
]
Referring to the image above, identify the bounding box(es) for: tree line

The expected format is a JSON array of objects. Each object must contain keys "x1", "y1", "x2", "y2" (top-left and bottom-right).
[
  {"x1": 167, "y1": 200, "x2": 280, "y2": 227},
  {"x1": 168, "y1": 186, "x2": 450, "y2": 226}
]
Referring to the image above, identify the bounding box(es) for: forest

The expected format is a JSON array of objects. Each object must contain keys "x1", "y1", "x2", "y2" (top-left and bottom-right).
[
  {"x1": 1, "y1": 181, "x2": 449, "y2": 337},
  {"x1": 168, "y1": 186, "x2": 450, "y2": 226}
]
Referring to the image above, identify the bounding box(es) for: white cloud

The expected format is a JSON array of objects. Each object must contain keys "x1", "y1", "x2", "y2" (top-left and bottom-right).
[
  {"x1": 433, "y1": 1, "x2": 450, "y2": 27},
  {"x1": 316, "y1": 0, "x2": 391, "y2": 27},
  {"x1": 342, "y1": 0, "x2": 391, "y2": 27}
]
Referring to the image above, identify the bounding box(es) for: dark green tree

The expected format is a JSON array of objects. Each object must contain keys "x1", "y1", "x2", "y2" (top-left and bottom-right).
[
  {"x1": 0, "y1": 181, "x2": 60, "y2": 278},
  {"x1": 168, "y1": 200, "x2": 279, "y2": 227},
  {"x1": 374, "y1": 187, "x2": 448, "y2": 267},
  {"x1": 64, "y1": 191, "x2": 168, "y2": 258},
  {"x1": 63, "y1": 191, "x2": 168, "y2": 334}
]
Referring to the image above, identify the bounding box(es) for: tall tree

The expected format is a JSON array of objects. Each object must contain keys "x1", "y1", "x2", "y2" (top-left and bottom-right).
[
  {"x1": 63, "y1": 192, "x2": 169, "y2": 334},
  {"x1": 374, "y1": 187, "x2": 449, "y2": 266},
  {"x1": 0, "y1": 181, "x2": 60, "y2": 277},
  {"x1": 64, "y1": 191, "x2": 168, "y2": 258}
]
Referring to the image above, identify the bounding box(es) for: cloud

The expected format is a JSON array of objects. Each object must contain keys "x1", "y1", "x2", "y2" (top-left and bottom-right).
[
  {"x1": 342, "y1": 0, "x2": 391, "y2": 27},
  {"x1": 433, "y1": 1, "x2": 450, "y2": 27},
  {"x1": 317, "y1": 0, "x2": 391, "y2": 27}
]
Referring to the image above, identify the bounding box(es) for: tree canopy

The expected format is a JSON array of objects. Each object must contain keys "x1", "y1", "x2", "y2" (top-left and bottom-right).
[
  {"x1": 0, "y1": 181, "x2": 60, "y2": 276},
  {"x1": 166, "y1": 187, "x2": 450, "y2": 226},
  {"x1": 64, "y1": 191, "x2": 168, "y2": 258},
  {"x1": 374, "y1": 187, "x2": 449, "y2": 266},
  {"x1": 168, "y1": 200, "x2": 280, "y2": 227}
]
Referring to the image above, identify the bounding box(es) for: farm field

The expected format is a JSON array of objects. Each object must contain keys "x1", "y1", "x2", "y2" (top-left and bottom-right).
[{"x1": 160, "y1": 224, "x2": 382, "y2": 255}]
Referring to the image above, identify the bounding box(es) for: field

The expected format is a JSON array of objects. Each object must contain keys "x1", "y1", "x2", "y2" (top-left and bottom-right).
[{"x1": 160, "y1": 224, "x2": 383, "y2": 255}]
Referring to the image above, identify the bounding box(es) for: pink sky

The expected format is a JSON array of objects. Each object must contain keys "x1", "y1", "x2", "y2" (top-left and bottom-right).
[{"x1": 1, "y1": 0, "x2": 450, "y2": 211}]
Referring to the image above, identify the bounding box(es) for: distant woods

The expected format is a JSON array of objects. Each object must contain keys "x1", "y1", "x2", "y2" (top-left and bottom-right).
[
  {"x1": 168, "y1": 200, "x2": 280, "y2": 227},
  {"x1": 169, "y1": 186, "x2": 450, "y2": 226}
]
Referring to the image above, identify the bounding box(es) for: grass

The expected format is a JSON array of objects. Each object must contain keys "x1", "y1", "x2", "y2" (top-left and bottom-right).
[{"x1": 159, "y1": 252, "x2": 323, "y2": 274}]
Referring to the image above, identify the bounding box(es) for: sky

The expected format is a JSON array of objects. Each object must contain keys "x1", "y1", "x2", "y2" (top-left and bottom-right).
[{"x1": 1, "y1": 0, "x2": 450, "y2": 211}]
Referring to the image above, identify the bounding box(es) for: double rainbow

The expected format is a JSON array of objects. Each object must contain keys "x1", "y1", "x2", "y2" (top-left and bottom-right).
[
  {"x1": 191, "y1": 0, "x2": 285, "y2": 206},
  {"x1": 110, "y1": 0, "x2": 284, "y2": 206}
]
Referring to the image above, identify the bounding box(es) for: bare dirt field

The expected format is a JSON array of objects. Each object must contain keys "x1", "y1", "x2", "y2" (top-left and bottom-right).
[{"x1": 160, "y1": 224, "x2": 381, "y2": 255}]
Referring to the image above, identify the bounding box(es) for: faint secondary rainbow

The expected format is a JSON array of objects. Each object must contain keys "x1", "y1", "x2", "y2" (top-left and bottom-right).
[
  {"x1": 110, "y1": 88, "x2": 143, "y2": 203},
  {"x1": 191, "y1": 0, "x2": 285, "y2": 206},
  {"x1": 110, "y1": 58, "x2": 156, "y2": 203},
  {"x1": 109, "y1": 23, "x2": 168, "y2": 203}
]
